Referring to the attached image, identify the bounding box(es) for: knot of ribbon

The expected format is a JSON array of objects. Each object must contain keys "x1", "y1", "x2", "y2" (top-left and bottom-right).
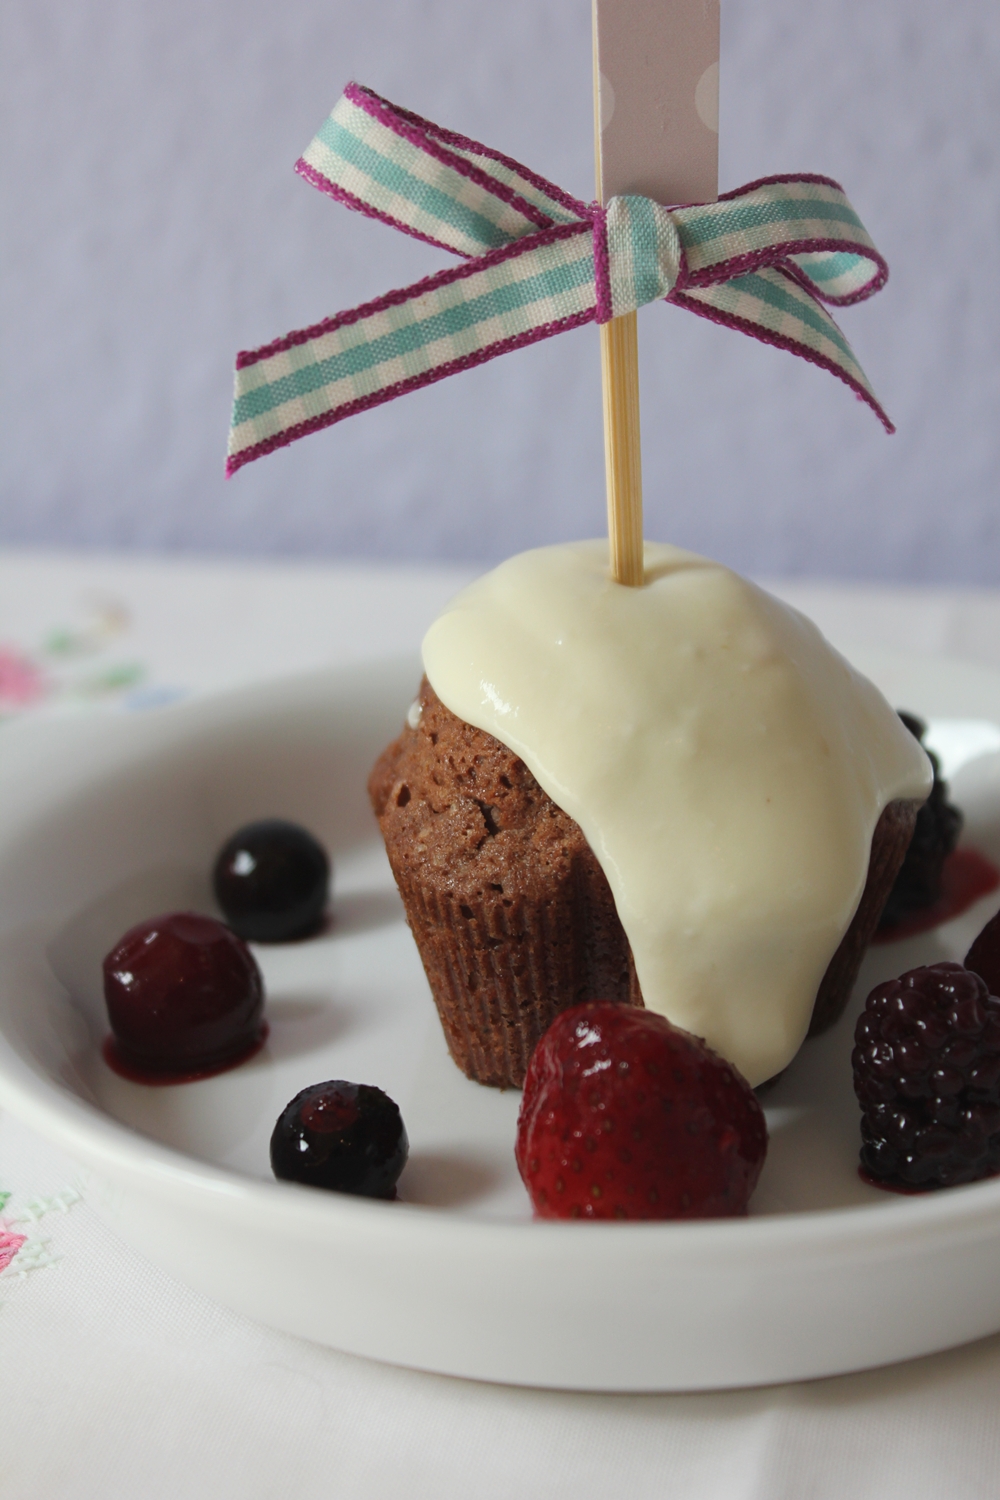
[{"x1": 227, "y1": 82, "x2": 892, "y2": 476}]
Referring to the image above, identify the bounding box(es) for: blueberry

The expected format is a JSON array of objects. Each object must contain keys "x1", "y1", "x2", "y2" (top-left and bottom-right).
[
  {"x1": 103, "y1": 911, "x2": 265, "y2": 1074},
  {"x1": 213, "y1": 819, "x2": 330, "y2": 942},
  {"x1": 270, "y1": 1081, "x2": 408, "y2": 1198}
]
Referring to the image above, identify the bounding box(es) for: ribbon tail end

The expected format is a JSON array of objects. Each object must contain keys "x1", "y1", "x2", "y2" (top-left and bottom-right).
[{"x1": 877, "y1": 407, "x2": 896, "y2": 436}]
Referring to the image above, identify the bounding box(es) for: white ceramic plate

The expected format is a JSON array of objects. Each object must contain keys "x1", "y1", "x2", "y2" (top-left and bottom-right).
[{"x1": 5, "y1": 651, "x2": 1000, "y2": 1391}]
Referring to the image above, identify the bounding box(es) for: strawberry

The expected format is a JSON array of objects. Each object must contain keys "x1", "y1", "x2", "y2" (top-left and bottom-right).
[{"x1": 515, "y1": 1002, "x2": 768, "y2": 1220}]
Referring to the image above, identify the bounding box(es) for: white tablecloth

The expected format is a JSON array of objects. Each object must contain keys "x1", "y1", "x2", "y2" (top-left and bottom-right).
[{"x1": 3, "y1": 548, "x2": 1000, "y2": 1500}]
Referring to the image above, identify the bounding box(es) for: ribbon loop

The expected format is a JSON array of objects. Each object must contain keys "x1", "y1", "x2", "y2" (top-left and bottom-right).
[
  {"x1": 672, "y1": 175, "x2": 887, "y2": 306},
  {"x1": 298, "y1": 83, "x2": 585, "y2": 258},
  {"x1": 228, "y1": 86, "x2": 893, "y2": 476}
]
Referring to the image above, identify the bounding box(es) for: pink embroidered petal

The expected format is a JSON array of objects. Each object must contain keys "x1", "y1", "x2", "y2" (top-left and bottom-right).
[
  {"x1": 0, "y1": 1228, "x2": 28, "y2": 1272},
  {"x1": 0, "y1": 647, "x2": 46, "y2": 708}
]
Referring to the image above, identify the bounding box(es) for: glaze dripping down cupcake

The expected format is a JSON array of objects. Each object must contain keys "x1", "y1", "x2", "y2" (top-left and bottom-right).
[{"x1": 371, "y1": 541, "x2": 931, "y2": 1089}]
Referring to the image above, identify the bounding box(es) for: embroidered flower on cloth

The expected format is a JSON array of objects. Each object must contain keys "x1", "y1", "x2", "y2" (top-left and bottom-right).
[
  {"x1": 0, "y1": 595, "x2": 159, "y2": 724},
  {"x1": 0, "y1": 1224, "x2": 27, "y2": 1272},
  {"x1": 0, "y1": 648, "x2": 46, "y2": 710},
  {"x1": 0, "y1": 1184, "x2": 81, "y2": 1302}
]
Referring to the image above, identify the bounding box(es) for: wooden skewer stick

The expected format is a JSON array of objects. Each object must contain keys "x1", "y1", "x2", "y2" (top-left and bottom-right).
[
  {"x1": 598, "y1": 313, "x2": 644, "y2": 588},
  {"x1": 592, "y1": 0, "x2": 720, "y2": 588},
  {"x1": 593, "y1": 0, "x2": 644, "y2": 588}
]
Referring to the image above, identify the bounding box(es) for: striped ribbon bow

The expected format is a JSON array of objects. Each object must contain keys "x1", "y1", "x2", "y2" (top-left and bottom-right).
[{"x1": 227, "y1": 82, "x2": 892, "y2": 476}]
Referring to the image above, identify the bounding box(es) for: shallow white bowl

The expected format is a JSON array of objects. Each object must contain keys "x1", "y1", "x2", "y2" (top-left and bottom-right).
[{"x1": 4, "y1": 651, "x2": 1000, "y2": 1390}]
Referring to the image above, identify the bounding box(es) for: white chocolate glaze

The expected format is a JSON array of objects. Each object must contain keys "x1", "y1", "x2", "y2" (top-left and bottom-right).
[{"x1": 422, "y1": 541, "x2": 932, "y2": 1086}]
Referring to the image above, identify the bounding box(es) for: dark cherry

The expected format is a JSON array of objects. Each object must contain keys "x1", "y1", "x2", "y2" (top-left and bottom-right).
[
  {"x1": 103, "y1": 911, "x2": 265, "y2": 1076},
  {"x1": 270, "y1": 1081, "x2": 408, "y2": 1198},
  {"x1": 213, "y1": 819, "x2": 330, "y2": 942}
]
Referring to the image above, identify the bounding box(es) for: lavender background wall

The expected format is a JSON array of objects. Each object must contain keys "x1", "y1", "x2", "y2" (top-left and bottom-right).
[{"x1": 3, "y1": 1, "x2": 998, "y2": 582}]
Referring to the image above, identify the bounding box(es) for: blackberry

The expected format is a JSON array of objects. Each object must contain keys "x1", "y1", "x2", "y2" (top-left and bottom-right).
[
  {"x1": 270, "y1": 1081, "x2": 408, "y2": 1198},
  {"x1": 853, "y1": 962, "x2": 1000, "y2": 1189},
  {"x1": 878, "y1": 712, "x2": 962, "y2": 930}
]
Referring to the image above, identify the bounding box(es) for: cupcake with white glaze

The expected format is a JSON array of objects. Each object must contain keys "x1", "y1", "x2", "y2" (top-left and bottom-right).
[{"x1": 369, "y1": 541, "x2": 931, "y2": 1090}]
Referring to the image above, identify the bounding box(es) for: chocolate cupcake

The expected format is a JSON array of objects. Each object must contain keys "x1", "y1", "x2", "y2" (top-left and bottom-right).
[{"x1": 370, "y1": 679, "x2": 921, "y2": 1089}]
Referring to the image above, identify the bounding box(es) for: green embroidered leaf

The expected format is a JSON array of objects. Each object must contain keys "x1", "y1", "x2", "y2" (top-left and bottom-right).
[{"x1": 77, "y1": 663, "x2": 145, "y2": 697}]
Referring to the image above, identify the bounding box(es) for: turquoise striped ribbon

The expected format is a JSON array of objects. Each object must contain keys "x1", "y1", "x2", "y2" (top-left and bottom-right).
[{"x1": 227, "y1": 83, "x2": 892, "y2": 475}]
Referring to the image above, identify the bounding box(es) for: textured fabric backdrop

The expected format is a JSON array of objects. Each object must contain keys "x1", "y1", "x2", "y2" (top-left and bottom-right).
[{"x1": 3, "y1": 0, "x2": 998, "y2": 582}]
